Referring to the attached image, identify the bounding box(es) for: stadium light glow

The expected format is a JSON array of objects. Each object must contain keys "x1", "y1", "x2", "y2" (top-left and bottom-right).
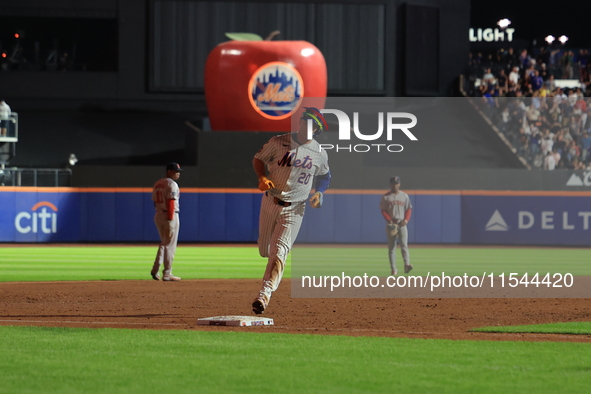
[
  {"x1": 545, "y1": 35, "x2": 555, "y2": 44},
  {"x1": 559, "y1": 35, "x2": 569, "y2": 44},
  {"x1": 497, "y1": 19, "x2": 511, "y2": 29}
]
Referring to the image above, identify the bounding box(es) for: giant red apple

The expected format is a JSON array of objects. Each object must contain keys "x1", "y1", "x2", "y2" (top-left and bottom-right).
[{"x1": 205, "y1": 39, "x2": 327, "y2": 131}]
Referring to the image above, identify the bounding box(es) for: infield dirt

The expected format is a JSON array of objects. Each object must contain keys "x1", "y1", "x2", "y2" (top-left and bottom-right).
[{"x1": 1, "y1": 279, "x2": 590, "y2": 342}]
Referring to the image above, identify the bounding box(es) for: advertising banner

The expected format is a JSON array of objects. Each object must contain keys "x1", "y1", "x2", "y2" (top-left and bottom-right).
[{"x1": 461, "y1": 194, "x2": 591, "y2": 246}]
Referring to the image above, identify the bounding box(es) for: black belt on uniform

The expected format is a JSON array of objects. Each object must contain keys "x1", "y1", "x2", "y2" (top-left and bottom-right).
[
  {"x1": 161, "y1": 210, "x2": 180, "y2": 213},
  {"x1": 266, "y1": 192, "x2": 291, "y2": 207}
]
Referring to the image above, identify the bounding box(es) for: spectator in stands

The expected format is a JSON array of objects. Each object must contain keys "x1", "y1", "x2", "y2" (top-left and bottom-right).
[
  {"x1": 534, "y1": 113, "x2": 551, "y2": 132},
  {"x1": 466, "y1": 48, "x2": 591, "y2": 170},
  {"x1": 519, "y1": 49, "x2": 531, "y2": 68},
  {"x1": 565, "y1": 139, "x2": 580, "y2": 164},
  {"x1": 571, "y1": 157, "x2": 586, "y2": 170},
  {"x1": 562, "y1": 127, "x2": 574, "y2": 144},
  {"x1": 544, "y1": 150, "x2": 556, "y2": 170},
  {"x1": 581, "y1": 132, "x2": 591, "y2": 160},
  {"x1": 584, "y1": 78, "x2": 591, "y2": 97},
  {"x1": 497, "y1": 69, "x2": 508, "y2": 94},
  {"x1": 567, "y1": 89, "x2": 578, "y2": 106},
  {"x1": 537, "y1": 47, "x2": 550, "y2": 67},
  {"x1": 530, "y1": 130, "x2": 542, "y2": 156},
  {"x1": 561, "y1": 51, "x2": 575, "y2": 79},
  {"x1": 539, "y1": 63, "x2": 550, "y2": 79},
  {"x1": 552, "y1": 148, "x2": 562, "y2": 167},
  {"x1": 524, "y1": 63, "x2": 536, "y2": 83},
  {"x1": 526, "y1": 103, "x2": 541, "y2": 122},
  {"x1": 549, "y1": 49, "x2": 562, "y2": 77},
  {"x1": 522, "y1": 82, "x2": 534, "y2": 97},
  {"x1": 579, "y1": 49, "x2": 589, "y2": 82},
  {"x1": 569, "y1": 114, "x2": 583, "y2": 139},
  {"x1": 503, "y1": 47, "x2": 518, "y2": 67},
  {"x1": 541, "y1": 135, "x2": 554, "y2": 155},
  {"x1": 553, "y1": 129, "x2": 567, "y2": 154},
  {"x1": 575, "y1": 97, "x2": 588, "y2": 113},
  {"x1": 553, "y1": 88, "x2": 567, "y2": 105},
  {"x1": 482, "y1": 68, "x2": 496, "y2": 86},
  {"x1": 508, "y1": 66, "x2": 520, "y2": 86},
  {"x1": 0, "y1": 99, "x2": 11, "y2": 137},
  {"x1": 584, "y1": 109, "x2": 591, "y2": 131},
  {"x1": 545, "y1": 75, "x2": 556, "y2": 92},
  {"x1": 538, "y1": 84, "x2": 551, "y2": 97},
  {"x1": 531, "y1": 70, "x2": 544, "y2": 92},
  {"x1": 497, "y1": 106, "x2": 511, "y2": 133},
  {"x1": 548, "y1": 100, "x2": 562, "y2": 123}
]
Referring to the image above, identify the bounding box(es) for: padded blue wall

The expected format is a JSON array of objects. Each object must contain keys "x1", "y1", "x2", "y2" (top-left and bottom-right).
[{"x1": 3, "y1": 189, "x2": 586, "y2": 246}]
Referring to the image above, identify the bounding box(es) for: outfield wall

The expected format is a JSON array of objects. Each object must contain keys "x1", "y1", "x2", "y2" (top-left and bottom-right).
[{"x1": 0, "y1": 188, "x2": 590, "y2": 246}]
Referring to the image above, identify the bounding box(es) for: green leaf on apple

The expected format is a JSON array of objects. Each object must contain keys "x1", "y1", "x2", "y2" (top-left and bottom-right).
[{"x1": 225, "y1": 32, "x2": 263, "y2": 41}]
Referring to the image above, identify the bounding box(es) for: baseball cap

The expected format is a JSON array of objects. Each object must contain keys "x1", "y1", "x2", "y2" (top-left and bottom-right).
[
  {"x1": 166, "y1": 162, "x2": 183, "y2": 172},
  {"x1": 390, "y1": 176, "x2": 401, "y2": 184}
]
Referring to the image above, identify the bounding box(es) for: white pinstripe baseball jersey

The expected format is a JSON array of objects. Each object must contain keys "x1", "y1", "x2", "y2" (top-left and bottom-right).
[{"x1": 254, "y1": 133, "x2": 329, "y2": 202}]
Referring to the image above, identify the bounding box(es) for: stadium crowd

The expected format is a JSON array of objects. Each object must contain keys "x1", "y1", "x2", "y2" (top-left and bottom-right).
[{"x1": 466, "y1": 47, "x2": 591, "y2": 170}]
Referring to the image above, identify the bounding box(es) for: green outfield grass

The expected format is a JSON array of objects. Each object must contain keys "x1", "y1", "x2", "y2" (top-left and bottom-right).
[
  {"x1": 1, "y1": 326, "x2": 590, "y2": 394},
  {"x1": 1, "y1": 245, "x2": 591, "y2": 393},
  {"x1": 292, "y1": 245, "x2": 591, "y2": 277},
  {"x1": 0, "y1": 246, "x2": 271, "y2": 282},
  {"x1": 472, "y1": 322, "x2": 591, "y2": 335},
  {"x1": 0, "y1": 245, "x2": 589, "y2": 282}
]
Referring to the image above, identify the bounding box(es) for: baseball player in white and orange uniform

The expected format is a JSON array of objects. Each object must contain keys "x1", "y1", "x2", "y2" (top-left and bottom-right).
[
  {"x1": 151, "y1": 162, "x2": 183, "y2": 281},
  {"x1": 252, "y1": 107, "x2": 331, "y2": 314},
  {"x1": 380, "y1": 176, "x2": 413, "y2": 276}
]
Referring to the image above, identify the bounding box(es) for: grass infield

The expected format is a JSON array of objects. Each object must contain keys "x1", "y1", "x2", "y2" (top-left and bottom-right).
[
  {"x1": 0, "y1": 245, "x2": 590, "y2": 282},
  {"x1": 1, "y1": 326, "x2": 590, "y2": 394},
  {"x1": 472, "y1": 322, "x2": 591, "y2": 335}
]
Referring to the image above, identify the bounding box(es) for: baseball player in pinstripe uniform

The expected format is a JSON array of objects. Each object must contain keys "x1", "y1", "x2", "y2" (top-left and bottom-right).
[
  {"x1": 380, "y1": 176, "x2": 413, "y2": 276},
  {"x1": 252, "y1": 107, "x2": 331, "y2": 314},
  {"x1": 150, "y1": 162, "x2": 183, "y2": 281}
]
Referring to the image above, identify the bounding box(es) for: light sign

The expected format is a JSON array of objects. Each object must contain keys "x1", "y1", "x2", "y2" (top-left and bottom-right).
[{"x1": 469, "y1": 28, "x2": 515, "y2": 42}]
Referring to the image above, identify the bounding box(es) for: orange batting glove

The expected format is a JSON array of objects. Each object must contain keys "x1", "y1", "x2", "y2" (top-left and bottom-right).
[
  {"x1": 258, "y1": 176, "x2": 275, "y2": 191},
  {"x1": 309, "y1": 191, "x2": 323, "y2": 208}
]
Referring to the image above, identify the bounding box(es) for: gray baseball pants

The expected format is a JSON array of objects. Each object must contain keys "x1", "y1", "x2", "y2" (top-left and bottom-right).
[
  {"x1": 387, "y1": 224, "x2": 410, "y2": 273},
  {"x1": 153, "y1": 212, "x2": 179, "y2": 277}
]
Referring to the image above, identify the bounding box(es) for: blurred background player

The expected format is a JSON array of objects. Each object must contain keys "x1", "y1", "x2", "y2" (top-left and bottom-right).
[
  {"x1": 380, "y1": 176, "x2": 413, "y2": 275},
  {"x1": 151, "y1": 162, "x2": 183, "y2": 281},
  {"x1": 252, "y1": 107, "x2": 331, "y2": 314}
]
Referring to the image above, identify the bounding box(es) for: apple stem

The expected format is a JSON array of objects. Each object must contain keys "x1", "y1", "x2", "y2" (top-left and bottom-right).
[{"x1": 264, "y1": 30, "x2": 281, "y2": 41}]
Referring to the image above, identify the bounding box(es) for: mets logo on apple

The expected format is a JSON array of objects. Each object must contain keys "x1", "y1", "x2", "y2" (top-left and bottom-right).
[{"x1": 248, "y1": 61, "x2": 304, "y2": 120}]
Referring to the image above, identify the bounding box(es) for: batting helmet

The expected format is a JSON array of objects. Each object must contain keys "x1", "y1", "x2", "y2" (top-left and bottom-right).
[{"x1": 301, "y1": 107, "x2": 328, "y2": 136}]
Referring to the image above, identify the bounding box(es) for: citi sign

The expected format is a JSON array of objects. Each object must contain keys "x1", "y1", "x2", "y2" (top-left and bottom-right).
[
  {"x1": 15, "y1": 201, "x2": 58, "y2": 234},
  {"x1": 308, "y1": 110, "x2": 417, "y2": 153}
]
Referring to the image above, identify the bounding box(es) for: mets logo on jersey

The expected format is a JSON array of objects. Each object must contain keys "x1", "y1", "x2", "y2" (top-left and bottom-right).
[{"x1": 248, "y1": 61, "x2": 304, "y2": 120}]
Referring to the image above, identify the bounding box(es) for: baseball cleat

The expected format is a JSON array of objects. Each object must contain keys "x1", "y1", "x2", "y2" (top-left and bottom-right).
[
  {"x1": 391, "y1": 269, "x2": 398, "y2": 276},
  {"x1": 162, "y1": 275, "x2": 181, "y2": 281},
  {"x1": 151, "y1": 273, "x2": 160, "y2": 281},
  {"x1": 252, "y1": 297, "x2": 267, "y2": 315},
  {"x1": 404, "y1": 264, "x2": 413, "y2": 274}
]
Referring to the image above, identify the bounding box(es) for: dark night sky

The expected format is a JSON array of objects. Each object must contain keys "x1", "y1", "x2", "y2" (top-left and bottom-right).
[{"x1": 471, "y1": 0, "x2": 591, "y2": 48}]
